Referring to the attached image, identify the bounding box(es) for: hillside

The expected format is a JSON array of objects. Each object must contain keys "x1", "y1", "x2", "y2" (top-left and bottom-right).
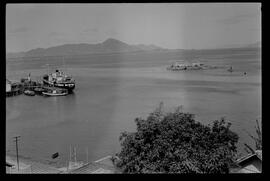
[{"x1": 6, "y1": 38, "x2": 165, "y2": 59}]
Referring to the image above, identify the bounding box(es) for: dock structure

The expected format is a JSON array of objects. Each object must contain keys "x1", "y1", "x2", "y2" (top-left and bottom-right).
[
  {"x1": 6, "y1": 88, "x2": 23, "y2": 97},
  {"x1": 6, "y1": 79, "x2": 24, "y2": 97},
  {"x1": 6, "y1": 77, "x2": 70, "y2": 97}
]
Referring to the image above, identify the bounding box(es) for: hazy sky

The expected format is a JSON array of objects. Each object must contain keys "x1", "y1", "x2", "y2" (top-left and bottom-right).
[{"x1": 6, "y1": 3, "x2": 261, "y2": 52}]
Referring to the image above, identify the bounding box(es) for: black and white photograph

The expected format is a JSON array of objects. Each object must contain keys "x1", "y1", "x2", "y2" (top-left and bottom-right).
[{"x1": 5, "y1": 3, "x2": 261, "y2": 174}]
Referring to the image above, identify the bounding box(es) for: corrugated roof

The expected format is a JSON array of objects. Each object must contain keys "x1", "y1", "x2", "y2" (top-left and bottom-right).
[
  {"x1": 69, "y1": 162, "x2": 116, "y2": 174},
  {"x1": 94, "y1": 155, "x2": 114, "y2": 166},
  {"x1": 91, "y1": 168, "x2": 114, "y2": 174},
  {"x1": 237, "y1": 153, "x2": 255, "y2": 163},
  {"x1": 27, "y1": 162, "x2": 62, "y2": 174}
]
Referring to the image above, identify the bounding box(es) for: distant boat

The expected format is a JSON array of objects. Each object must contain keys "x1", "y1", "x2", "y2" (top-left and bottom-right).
[
  {"x1": 43, "y1": 69, "x2": 75, "y2": 92},
  {"x1": 42, "y1": 87, "x2": 68, "y2": 96},
  {"x1": 228, "y1": 66, "x2": 233, "y2": 72},
  {"x1": 24, "y1": 90, "x2": 35, "y2": 96},
  {"x1": 51, "y1": 152, "x2": 59, "y2": 159}
]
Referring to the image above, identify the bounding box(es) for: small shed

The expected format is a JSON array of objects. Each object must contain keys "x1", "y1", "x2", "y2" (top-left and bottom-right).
[{"x1": 6, "y1": 79, "x2": 11, "y2": 92}]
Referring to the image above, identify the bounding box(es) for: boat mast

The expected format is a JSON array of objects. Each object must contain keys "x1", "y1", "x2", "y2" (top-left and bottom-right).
[
  {"x1": 46, "y1": 64, "x2": 49, "y2": 75},
  {"x1": 68, "y1": 145, "x2": 72, "y2": 171},
  {"x1": 74, "y1": 147, "x2": 77, "y2": 163},
  {"x1": 62, "y1": 56, "x2": 67, "y2": 73},
  {"x1": 46, "y1": 56, "x2": 50, "y2": 75},
  {"x1": 62, "y1": 56, "x2": 64, "y2": 72},
  {"x1": 86, "y1": 147, "x2": 88, "y2": 164},
  {"x1": 69, "y1": 145, "x2": 72, "y2": 162}
]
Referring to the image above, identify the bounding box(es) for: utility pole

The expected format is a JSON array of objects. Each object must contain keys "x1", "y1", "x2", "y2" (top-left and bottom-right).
[{"x1": 13, "y1": 136, "x2": 21, "y2": 172}]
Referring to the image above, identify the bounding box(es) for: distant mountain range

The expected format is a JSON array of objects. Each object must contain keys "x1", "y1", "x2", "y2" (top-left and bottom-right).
[
  {"x1": 245, "y1": 41, "x2": 261, "y2": 48},
  {"x1": 6, "y1": 38, "x2": 260, "y2": 59},
  {"x1": 215, "y1": 41, "x2": 261, "y2": 49},
  {"x1": 6, "y1": 38, "x2": 166, "y2": 59}
]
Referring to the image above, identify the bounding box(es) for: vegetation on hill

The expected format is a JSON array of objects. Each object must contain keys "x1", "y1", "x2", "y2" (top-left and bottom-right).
[{"x1": 113, "y1": 103, "x2": 239, "y2": 173}]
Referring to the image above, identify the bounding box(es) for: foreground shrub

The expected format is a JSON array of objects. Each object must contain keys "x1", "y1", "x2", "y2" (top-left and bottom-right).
[{"x1": 114, "y1": 104, "x2": 239, "y2": 173}]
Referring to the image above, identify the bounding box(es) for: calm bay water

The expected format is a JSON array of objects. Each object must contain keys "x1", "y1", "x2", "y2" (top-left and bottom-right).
[{"x1": 6, "y1": 49, "x2": 261, "y2": 167}]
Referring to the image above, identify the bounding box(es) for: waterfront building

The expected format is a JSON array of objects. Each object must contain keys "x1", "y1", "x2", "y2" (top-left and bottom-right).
[
  {"x1": 6, "y1": 79, "x2": 11, "y2": 92},
  {"x1": 6, "y1": 79, "x2": 24, "y2": 97}
]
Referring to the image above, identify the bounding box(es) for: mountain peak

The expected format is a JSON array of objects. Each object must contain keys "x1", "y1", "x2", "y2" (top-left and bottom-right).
[{"x1": 102, "y1": 38, "x2": 125, "y2": 45}]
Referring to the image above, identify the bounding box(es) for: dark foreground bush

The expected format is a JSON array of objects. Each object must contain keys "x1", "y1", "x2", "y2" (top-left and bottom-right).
[{"x1": 114, "y1": 104, "x2": 239, "y2": 173}]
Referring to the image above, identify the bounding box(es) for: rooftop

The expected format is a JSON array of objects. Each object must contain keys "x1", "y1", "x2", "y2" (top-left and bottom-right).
[
  {"x1": 68, "y1": 155, "x2": 119, "y2": 174},
  {"x1": 237, "y1": 150, "x2": 262, "y2": 164}
]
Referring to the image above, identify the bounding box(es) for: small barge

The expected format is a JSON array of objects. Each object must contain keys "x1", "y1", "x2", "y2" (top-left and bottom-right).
[
  {"x1": 24, "y1": 90, "x2": 35, "y2": 96},
  {"x1": 167, "y1": 61, "x2": 221, "y2": 71},
  {"x1": 42, "y1": 87, "x2": 68, "y2": 96}
]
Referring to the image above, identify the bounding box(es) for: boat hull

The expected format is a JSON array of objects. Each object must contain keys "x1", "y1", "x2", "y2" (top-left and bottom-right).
[
  {"x1": 42, "y1": 92, "x2": 68, "y2": 96},
  {"x1": 24, "y1": 90, "x2": 35, "y2": 96}
]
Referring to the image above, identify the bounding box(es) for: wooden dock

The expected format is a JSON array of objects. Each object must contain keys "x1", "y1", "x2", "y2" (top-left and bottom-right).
[
  {"x1": 6, "y1": 88, "x2": 23, "y2": 97},
  {"x1": 6, "y1": 79, "x2": 70, "y2": 97}
]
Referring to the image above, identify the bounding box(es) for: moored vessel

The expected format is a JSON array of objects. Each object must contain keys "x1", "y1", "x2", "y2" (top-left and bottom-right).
[
  {"x1": 24, "y1": 90, "x2": 35, "y2": 96},
  {"x1": 42, "y1": 87, "x2": 68, "y2": 96},
  {"x1": 43, "y1": 69, "x2": 75, "y2": 92}
]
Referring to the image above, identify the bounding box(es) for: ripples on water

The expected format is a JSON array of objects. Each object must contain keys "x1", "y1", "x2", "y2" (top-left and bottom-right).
[{"x1": 6, "y1": 50, "x2": 261, "y2": 167}]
